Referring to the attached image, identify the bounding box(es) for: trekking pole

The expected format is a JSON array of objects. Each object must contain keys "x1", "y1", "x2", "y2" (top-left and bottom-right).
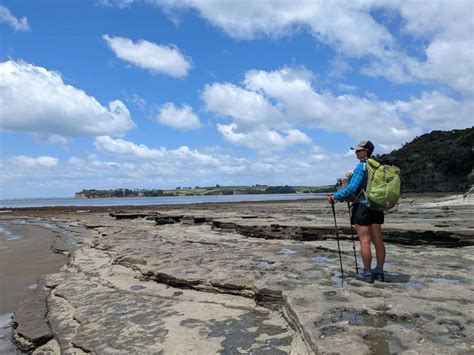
[
  {"x1": 347, "y1": 202, "x2": 359, "y2": 273},
  {"x1": 330, "y1": 201, "x2": 344, "y2": 287}
]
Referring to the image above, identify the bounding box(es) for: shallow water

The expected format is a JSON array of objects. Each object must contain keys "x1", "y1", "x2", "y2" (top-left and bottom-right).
[
  {"x1": 331, "y1": 270, "x2": 344, "y2": 288},
  {"x1": 429, "y1": 277, "x2": 462, "y2": 285},
  {"x1": 0, "y1": 314, "x2": 23, "y2": 354},
  {"x1": 26, "y1": 283, "x2": 38, "y2": 290},
  {"x1": 0, "y1": 219, "x2": 79, "y2": 353},
  {"x1": 404, "y1": 281, "x2": 425, "y2": 289},
  {"x1": 279, "y1": 248, "x2": 297, "y2": 255},
  {"x1": 317, "y1": 309, "x2": 414, "y2": 354},
  {"x1": 365, "y1": 331, "x2": 407, "y2": 354},
  {"x1": 0, "y1": 226, "x2": 22, "y2": 241},
  {"x1": 0, "y1": 314, "x2": 12, "y2": 329},
  {"x1": 0, "y1": 222, "x2": 68, "y2": 313},
  {"x1": 311, "y1": 255, "x2": 335, "y2": 264}
]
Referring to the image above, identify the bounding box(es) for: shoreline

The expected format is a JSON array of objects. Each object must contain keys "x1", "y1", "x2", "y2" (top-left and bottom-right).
[
  {"x1": 0, "y1": 223, "x2": 68, "y2": 314},
  {"x1": 0, "y1": 193, "x2": 326, "y2": 209},
  {"x1": 3, "y1": 194, "x2": 474, "y2": 353},
  {"x1": 6, "y1": 190, "x2": 469, "y2": 211},
  {"x1": 0, "y1": 219, "x2": 78, "y2": 354},
  {"x1": 1, "y1": 192, "x2": 469, "y2": 216}
]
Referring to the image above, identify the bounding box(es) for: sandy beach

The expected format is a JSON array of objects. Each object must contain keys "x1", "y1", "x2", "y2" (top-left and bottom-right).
[{"x1": 1, "y1": 194, "x2": 473, "y2": 354}]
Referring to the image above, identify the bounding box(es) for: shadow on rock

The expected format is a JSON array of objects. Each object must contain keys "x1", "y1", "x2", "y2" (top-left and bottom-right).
[{"x1": 384, "y1": 273, "x2": 411, "y2": 283}]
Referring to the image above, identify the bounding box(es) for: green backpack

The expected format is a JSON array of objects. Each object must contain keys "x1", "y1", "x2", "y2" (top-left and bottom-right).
[{"x1": 364, "y1": 158, "x2": 401, "y2": 211}]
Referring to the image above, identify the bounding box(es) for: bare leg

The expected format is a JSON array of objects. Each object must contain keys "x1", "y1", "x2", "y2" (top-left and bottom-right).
[
  {"x1": 369, "y1": 224, "x2": 385, "y2": 269},
  {"x1": 355, "y1": 225, "x2": 372, "y2": 270}
]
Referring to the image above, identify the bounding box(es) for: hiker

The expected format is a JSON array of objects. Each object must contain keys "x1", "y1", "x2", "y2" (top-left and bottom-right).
[{"x1": 327, "y1": 140, "x2": 385, "y2": 283}]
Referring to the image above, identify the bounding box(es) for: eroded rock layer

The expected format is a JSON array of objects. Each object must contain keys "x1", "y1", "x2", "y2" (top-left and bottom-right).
[{"x1": 8, "y1": 196, "x2": 474, "y2": 354}]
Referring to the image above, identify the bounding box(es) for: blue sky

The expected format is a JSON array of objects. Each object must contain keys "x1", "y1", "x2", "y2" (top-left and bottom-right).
[{"x1": 0, "y1": 0, "x2": 473, "y2": 198}]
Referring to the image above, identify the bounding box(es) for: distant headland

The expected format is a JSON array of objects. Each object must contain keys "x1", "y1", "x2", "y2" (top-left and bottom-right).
[{"x1": 74, "y1": 185, "x2": 334, "y2": 199}]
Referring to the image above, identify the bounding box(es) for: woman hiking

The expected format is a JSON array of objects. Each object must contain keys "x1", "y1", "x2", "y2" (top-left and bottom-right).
[{"x1": 327, "y1": 140, "x2": 385, "y2": 283}]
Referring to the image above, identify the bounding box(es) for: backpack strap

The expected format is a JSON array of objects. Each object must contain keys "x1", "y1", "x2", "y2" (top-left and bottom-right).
[{"x1": 354, "y1": 161, "x2": 368, "y2": 201}]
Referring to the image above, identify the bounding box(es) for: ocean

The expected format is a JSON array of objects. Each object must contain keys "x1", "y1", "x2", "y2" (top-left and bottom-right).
[{"x1": 0, "y1": 193, "x2": 325, "y2": 209}]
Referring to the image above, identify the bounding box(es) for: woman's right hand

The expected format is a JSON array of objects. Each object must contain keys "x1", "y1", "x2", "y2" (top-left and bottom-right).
[{"x1": 327, "y1": 193, "x2": 336, "y2": 204}]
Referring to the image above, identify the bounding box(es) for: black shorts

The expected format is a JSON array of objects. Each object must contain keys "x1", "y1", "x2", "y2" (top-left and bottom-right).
[{"x1": 351, "y1": 203, "x2": 384, "y2": 226}]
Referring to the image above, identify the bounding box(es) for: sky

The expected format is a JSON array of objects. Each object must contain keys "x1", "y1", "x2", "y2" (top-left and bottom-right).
[{"x1": 0, "y1": 0, "x2": 473, "y2": 199}]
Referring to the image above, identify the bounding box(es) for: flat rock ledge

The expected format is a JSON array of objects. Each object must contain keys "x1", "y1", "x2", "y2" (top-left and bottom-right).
[{"x1": 10, "y1": 197, "x2": 474, "y2": 354}]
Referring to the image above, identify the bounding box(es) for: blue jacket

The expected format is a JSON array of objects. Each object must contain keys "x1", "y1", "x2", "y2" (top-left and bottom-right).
[{"x1": 333, "y1": 161, "x2": 368, "y2": 204}]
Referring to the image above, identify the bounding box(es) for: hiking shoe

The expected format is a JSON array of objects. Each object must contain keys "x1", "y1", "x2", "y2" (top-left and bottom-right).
[
  {"x1": 355, "y1": 268, "x2": 374, "y2": 283},
  {"x1": 372, "y1": 267, "x2": 385, "y2": 282}
]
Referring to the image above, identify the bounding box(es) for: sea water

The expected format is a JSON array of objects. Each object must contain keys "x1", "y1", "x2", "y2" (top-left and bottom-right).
[{"x1": 0, "y1": 193, "x2": 325, "y2": 208}]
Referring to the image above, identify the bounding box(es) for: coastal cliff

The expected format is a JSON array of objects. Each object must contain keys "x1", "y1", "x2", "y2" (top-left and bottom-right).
[{"x1": 377, "y1": 127, "x2": 473, "y2": 193}]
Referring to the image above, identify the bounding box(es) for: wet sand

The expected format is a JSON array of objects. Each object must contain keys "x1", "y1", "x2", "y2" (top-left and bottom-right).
[{"x1": 0, "y1": 223, "x2": 67, "y2": 315}]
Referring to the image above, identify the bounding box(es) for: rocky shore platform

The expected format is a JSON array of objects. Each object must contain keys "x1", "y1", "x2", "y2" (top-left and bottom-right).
[{"x1": 4, "y1": 194, "x2": 474, "y2": 354}]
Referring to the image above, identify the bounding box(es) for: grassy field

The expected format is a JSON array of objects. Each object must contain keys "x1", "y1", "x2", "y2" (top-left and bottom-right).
[{"x1": 162, "y1": 185, "x2": 334, "y2": 196}]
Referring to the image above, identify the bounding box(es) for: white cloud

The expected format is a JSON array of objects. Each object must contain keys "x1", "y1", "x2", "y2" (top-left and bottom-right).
[
  {"x1": 424, "y1": 39, "x2": 474, "y2": 96},
  {"x1": 94, "y1": 136, "x2": 219, "y2": 165},
  {"x1": 126, "y1": 95, "x2": 201, "y2": 131},
  {"x1": 103, "y1": 35, "x2": 192, "y2": 78},
  {"x1": 202, "y1": 82, "x2": 284, "y2": 128},
  {"x1": 152, "y1": 0, "x2": 394, "y2": 57},
  {"x1": 217, "y1": 123, "x2": 311, "y2": 151},
  {"x1": 392, "y1": 91, "x2": 474, "y2": 131},
  {"x1": 12, "y1": 155, "x2": 58, "y2": 168},
  {"x1": 126, "y1": 93, "x2": 148, "y2": 111},
  {"x1": 360, "y1": 1, "x2": 474, "y2": 96},
  {"x1": 68, "y1": 157, "x2": 85, "y2": 166},
  {"x1": 2, "y1": 142, "x2": 358, "y2": 199},
  {"x1": 246, "y1": 67, "x2": 467, "y2": 142},
  {"x1": 0, "y1": 60, "x2": 135, "y2": 140},
  {"x1": 0, "y1": 5, "x2": 30, "y2": 32},
  {"x1": 202, "y1": 66, "x2": 472, "y2": 152},
  {"x1": 361, "y1": 39, "x2": 474, "y2": 97},
  {"x1": 394, "y1": 0, "x2": 473, "y2": 40},
  {"x1": 203, "y1": 67, "x2": 423, "y2": 150},
  {"x1": 152, "y1": 0, "x2": 473, "y2": 96},
  {"x1": 36, "y1": 134, "x2": 70, "y2": 145},
  {"x1": 337, "y1": 83, "x2": 357, "y2": 92},
  {"x1": 95, "y1": 136, "x2": 166, "y2": 159},
  {"x1": 396, "y1": 1, "x2": 474, "y2": 96},
  {"x1": 156, "y1": 102, "x2": 201, "y2": 130},
  {"x1": 97, "y1": 0, "x2": 134, "y2": 8},
  {"x1": 328, "y1": 58, "x2": 352, "y2": 79}
]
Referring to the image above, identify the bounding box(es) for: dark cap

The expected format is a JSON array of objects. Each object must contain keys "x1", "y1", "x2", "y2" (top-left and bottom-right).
[{"x1": 351, "y1": 140, "x2": 374, "y2": 154}]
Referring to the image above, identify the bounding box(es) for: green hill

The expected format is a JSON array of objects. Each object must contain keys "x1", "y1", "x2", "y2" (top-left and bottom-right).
[{"x1": 377, "y1": 127, "x2": 474, "y2": 193}]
